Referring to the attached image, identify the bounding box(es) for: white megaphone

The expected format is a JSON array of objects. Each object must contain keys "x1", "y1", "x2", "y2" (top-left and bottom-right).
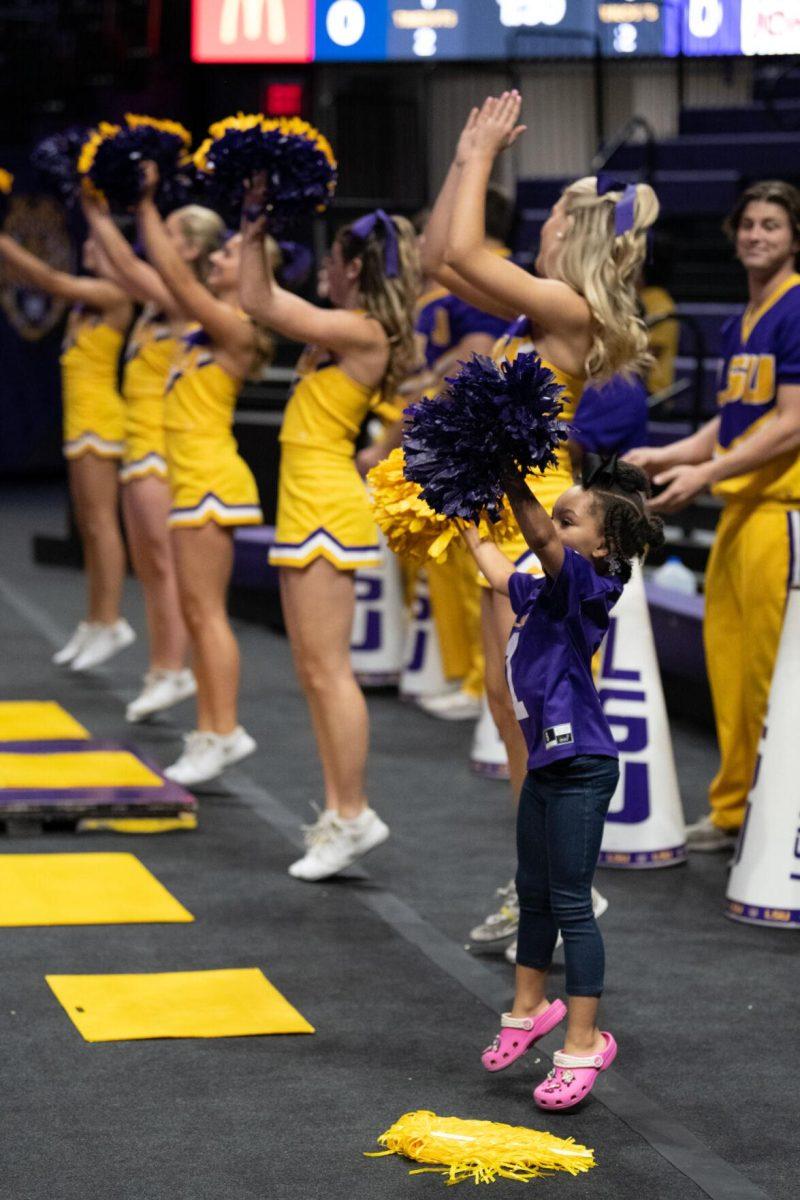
[
  {"x1": 399, "y1": 570, "x2": 448, "y2": 699},
  {"x1": 470, "y1": 694, "x2": 510, "y2": 780},
  {"x1": 727, "y1": 557, "x2": 800, "y2": 928},
  {"x1": 598, "y1": 563, "x2": 687, "y2": 868},
  {"x1": 350, "y1": 532, "x2": 407, "y2": 687}
]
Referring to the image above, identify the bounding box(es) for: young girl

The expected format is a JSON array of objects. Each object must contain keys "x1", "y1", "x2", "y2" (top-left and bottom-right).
[
  {"x1": 83, "y1": 194, "x2": 225, "y2": 722},
  {"x1": 239, "y1": 181, "x2": 420, "y2": 881},
  {"x1": 462, "y1": 457, "x2": 663, "y2": 1110},
  {"x1": 424, "y1": 92, "x2": 658, "y2": 952},
  {"x1": 136, "y1": 160, "x2": 271, "y2": 785},
  {"x1": 0, "y1": 230, "x2": 134, "y2": 670}
]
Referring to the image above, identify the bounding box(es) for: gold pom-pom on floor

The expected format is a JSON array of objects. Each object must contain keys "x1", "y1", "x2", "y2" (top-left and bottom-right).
[
  {"x1": 367, "y1": 448, "x2": 517, "y2": 566},
  {"x1": 366, "y1": 1109, "x2": 596, "y2": 1185}
]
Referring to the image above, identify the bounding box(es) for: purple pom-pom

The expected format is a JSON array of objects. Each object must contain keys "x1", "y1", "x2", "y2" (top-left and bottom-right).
[
  {"x1": 403, "y1": 352, "x2": 569, "y2": 523},
  {"x1": 199, "y1": 125, "x2": 336, "y2": 234},
  {"x1": 89, "y1": 124, "x2": 189, "y2": 211},
  {"x1": 31, "y1": 127, "x2": 89, "y2": 206}
]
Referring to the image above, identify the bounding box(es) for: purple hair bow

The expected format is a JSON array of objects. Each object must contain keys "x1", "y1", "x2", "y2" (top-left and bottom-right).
[
  {"x1": 596, "y1": 173, "x2": 637, "y2": 237},
  {"x1": 350, "y1": 208, "x2": 399, "y2": 277}
]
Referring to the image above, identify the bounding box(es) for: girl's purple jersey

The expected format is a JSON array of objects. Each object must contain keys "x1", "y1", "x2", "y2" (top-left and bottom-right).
[{"x1": 507, "y1": 548, "x2": 622, "y2": 770}]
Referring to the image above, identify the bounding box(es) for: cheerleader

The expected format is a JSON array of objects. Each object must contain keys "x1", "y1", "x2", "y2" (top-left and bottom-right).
[
  {"x1": 83, "y1": 193, "x2": 226, "y2": 722},
  {"x1": 424, "y1": 93, "x2": 658, "y2": 950},
  {"x1": 627, "y1": 180, "x2": 800, "y2": 851},
  {"x1": 136, "y1": 161, "x2": 269, "y2": 785},
  {"x1": 239, "y1": 178, "x2": 420, "y2": 881},
  {"x1": 0, "y1": 230, "x2": 134, "y2": 670}
]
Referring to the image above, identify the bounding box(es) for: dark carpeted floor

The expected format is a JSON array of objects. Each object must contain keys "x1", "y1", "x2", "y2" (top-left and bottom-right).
[{"x1": 0, "y1": 483, "x2": 796, "y2": 1200}]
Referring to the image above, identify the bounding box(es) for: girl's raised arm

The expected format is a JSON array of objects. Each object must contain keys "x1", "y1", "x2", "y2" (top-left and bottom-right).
[
  {"x1": 446, "y1": 93, "x2": 587, "y2": 336},
  {"x1": 136, "y1": 162, "x2": 250, "y2": 353},
  {"x1": 460, "y1": 524, "x2": 514, "y2": 596},
  {"x1": 421, "y1": 111, "x2": 515, "y2": 320},
  {"x1": 238, "y1": 179, "x2": 383, "y2": 357},
  {"x1": 503, "y1": 469, "x2": 564, "y2": 578},
  {"x1": 83, "y1": 191, "x2": 178, "y2": 313},
  {"x1": 0, "y1": 232, "x2": 126, "y2": 311}
]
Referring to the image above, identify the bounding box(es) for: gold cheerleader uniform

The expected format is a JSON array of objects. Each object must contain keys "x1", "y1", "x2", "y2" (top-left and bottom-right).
[
  {"x1": 164, "y1": 323, "x2": 262, "y2": 529},
  {"x1": 479, "y1": 315, "x2": 582, "y2": 582},
  {"x1": 119, "y1": 307, "x2": 177, "y2": 484},
  {"x1": 60, "y1": 310, "x2": 126, "y2": 460},
  {"x1": 270, "y1": 341, "x2": 382, "y2": 570}
]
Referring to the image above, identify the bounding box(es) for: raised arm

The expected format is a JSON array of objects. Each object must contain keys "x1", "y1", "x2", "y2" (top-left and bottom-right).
[
  {"x1": 446, "y1": 93, "x2": 588, "y2": 336},
  {"x1": 460, "y1": 524, "x2": 515, "y2": 595},
  {"x1": 239, "y1": 180, "x2": 385, "y2": 359},
  {"x1": 503, "y1": 468, "x2": 564, "y2": 578},
  {"x1": 83, "y1": 192, "x2": 178, "y2": 313},
  {"x1": 0, "y1": 232, "x2": 126, "y2": 311},
  {"x1": 136, "y1": 162, "x2": 250, "y2": 353},
  {"x1": 421, "y1": 115, "x2": 516, "y2": 320}
]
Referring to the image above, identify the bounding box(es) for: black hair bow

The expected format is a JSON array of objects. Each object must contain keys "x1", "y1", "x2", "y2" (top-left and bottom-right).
[{"x1": 582, "y1": 452, "x2": 619, "y2": 489}]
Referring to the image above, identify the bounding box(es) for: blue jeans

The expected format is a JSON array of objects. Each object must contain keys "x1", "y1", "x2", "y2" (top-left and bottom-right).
[{"x1": 515, "y1": 755, "x2": 619, "y2": 997}]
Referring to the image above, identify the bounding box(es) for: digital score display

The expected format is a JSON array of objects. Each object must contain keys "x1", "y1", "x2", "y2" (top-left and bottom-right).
[{"x1": 191, "y1": 1, "x2": 800, "y2": 64}]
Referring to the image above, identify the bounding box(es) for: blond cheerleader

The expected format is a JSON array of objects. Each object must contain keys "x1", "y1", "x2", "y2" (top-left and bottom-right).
[
  {"x1": 0, "y1": 229, "x2": 134, "y2": 670},
  {"x1": 137, "y1": 160, "x2": 272, "y2": 785},
  {"x1": 84, "y1": 193, "x2": 226, "y2": 722}
]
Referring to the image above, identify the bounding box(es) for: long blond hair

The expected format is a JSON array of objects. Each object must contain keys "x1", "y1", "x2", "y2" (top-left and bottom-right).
[
  {"x1": 339, "y1": 214, "x2": 421, "y2": 398},
  {"x1": 557, "y1": 178, "x2": 659, "y2": 381},
  {"x1": 172, "y1": 204, "x2": 225, "y2": 284}
]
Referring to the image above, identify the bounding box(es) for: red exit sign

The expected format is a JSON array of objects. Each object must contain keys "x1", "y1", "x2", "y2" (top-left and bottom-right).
[{"x1": 192, "y1": 0, "x2": 313, "y2": 63}]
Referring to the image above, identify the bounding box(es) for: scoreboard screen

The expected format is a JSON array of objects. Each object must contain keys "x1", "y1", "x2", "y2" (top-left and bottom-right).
[{"x1": 192, "y1": 1, "x2": 800, "y2": 64}]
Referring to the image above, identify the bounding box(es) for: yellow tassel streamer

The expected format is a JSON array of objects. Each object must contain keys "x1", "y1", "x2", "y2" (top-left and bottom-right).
[
  {"x1": 0, "y1": 168, "x2": 13, "y2": 195},
  {"x1": 77, "y1": 122, "x2": 121, "y2": 179},
  {"x1": 367, "y1": 448, "x2": 516, "y2": 565},
  {"x1": 366, "y1": 1110, "x2": 596, "y2": 1186}
]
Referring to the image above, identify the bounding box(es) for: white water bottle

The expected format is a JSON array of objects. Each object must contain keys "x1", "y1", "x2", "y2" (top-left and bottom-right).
[{"x1": 651, "y1": 555, "x2": 697, "y2": 595}]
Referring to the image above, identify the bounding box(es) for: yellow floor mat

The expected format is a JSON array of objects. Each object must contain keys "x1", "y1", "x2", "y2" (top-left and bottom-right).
[
  {"x1": 78, "y1": 814, "x2": 198, "y2": 835},
  {"x1": 0, "y1": 852, "x2": 194, "y2": 926},
  {"x1": 0, "y1": 750, "x2": 161, "y2": 790},
  {"x1": 0, "y1": 701, "x2": 89, "y2": 742},
  {"x1": 46, "y1": 967, "x2": 315, "y2": 1041}
]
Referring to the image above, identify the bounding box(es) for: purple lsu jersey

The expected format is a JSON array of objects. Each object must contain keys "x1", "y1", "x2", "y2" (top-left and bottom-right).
[
  {"x1": 415, "y1": 287, "x2": 509, "y2": 370},
  {"x1": 507, "y1": 549, "x2": 622, "y2": 770},
  {"x1": 714, "y1": 273, "x2": 800, "y2": 503}
]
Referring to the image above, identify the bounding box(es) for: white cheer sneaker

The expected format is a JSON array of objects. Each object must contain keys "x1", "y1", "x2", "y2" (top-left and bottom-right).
[
  {"x1": 288, "y1": 807, "x2": 389, "y2": 881},
  {"x1": 52, "y1": 621, "x2": 94, "y2": 665},
  {"x1": 71, "y1": 619, "x2": 136, "y2": 671},
  {"x1": 417, "y1": 689, "x2": 482, "y2": 722},
  {"x1": 164, "y1": 725, "x2": 257, "y2": 787},
  {"x1": 126, "y1": 668, "x2": 197, "y2": 723}
]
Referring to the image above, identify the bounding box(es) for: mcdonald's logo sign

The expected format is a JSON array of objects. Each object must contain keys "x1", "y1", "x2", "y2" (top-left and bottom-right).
[{"x1": 192, "y1": 0, "x2": 313, "y2": 62}]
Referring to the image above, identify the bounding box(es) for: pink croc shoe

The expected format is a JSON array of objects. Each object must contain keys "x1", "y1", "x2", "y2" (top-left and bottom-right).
[
  {"x1": 481, "y1": 1000, "x2": 567, "y2": 1072},
  {"x1": 534, "y1": 1032, "x2": 617, "y2": 1110}
]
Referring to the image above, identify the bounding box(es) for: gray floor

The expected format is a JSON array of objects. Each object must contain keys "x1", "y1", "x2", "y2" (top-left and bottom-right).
[{"x1": 0, "y1": 483, "x2": 796, "y2": 1200}]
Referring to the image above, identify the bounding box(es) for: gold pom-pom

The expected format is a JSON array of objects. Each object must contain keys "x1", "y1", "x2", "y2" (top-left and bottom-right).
[
  {"x1": 0, "y1": 168, "x2": 14, "y2": 195},
  {"x1": 367, "y1": 448, "x2": 519, "y2": 565},
  {"x1": 366, "y1": 1110, "x2": 596, "y2": 1185},
  {"x1": 367, "y1": 448, "x2": 457, "y2": 564}
]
